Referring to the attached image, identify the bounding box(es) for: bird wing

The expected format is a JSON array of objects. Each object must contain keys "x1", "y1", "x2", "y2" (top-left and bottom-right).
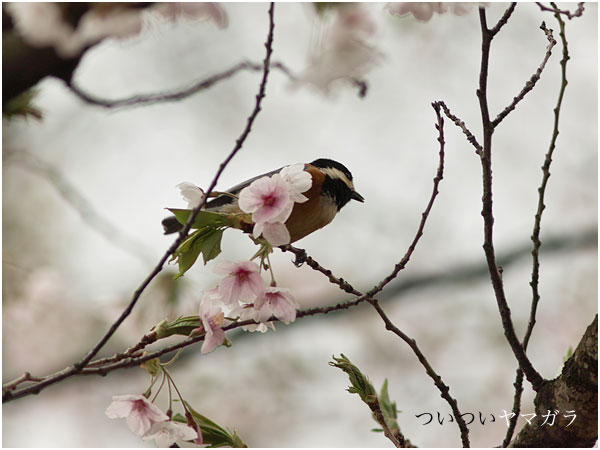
[{"x1": 205, "y1": 166, "x2": 284, "y2": 209}]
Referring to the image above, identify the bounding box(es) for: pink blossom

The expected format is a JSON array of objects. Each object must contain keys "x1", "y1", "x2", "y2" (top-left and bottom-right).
[
  {"x1": 105, "y1": 395, "x2": 168, "y2": 436},
  {"x1": 386, "y1": 3, "x2": 484, "y2": 22},
  {"x1": 199, "y1": 299, "x2": 226, "y2": 354},
  {"x1": 153, "y1": 3, "x2": 228, "y2": 29},
  {"x1": 5, "y1": 3, "x2": 227, "y2": 59},
  {"x1": 6, "y1": 3, "x2": 143, "y2": 58},
  {"x1": 238, "y1": 174, "x2": 294, "y2": 224},
  {"x1": 231, "y1": 304, "x2": 275, "y2": 333},
  {"x1": 294, "y1": 4, "x2": 382, "y2": 94},
  {"x1": 256, "y1": 287, "x2": 299, "y2": 324},
  {"x1": 142, "y1": 420, "x2": 198, "y2": 447},
  {"x1": 214, "y1": 261, "x2": 265, "y2": 304},
  {"x1": 253, "y1": 221, "x2": 291, "y2": 246},
  {"x1": 279, "y1": 164, "x2": 312, "y2": 203},
  {"x1": 177, "y1": 182, "x2": 205, "y2": 208}
]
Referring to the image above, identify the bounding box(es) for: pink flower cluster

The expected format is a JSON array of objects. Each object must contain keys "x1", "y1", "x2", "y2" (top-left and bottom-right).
[
  {"x1": 6, "y1": 3, "x2": 227, "y2": 59},
  {"x1": 238, "y1": 163, "x2": 312, "y2": 246},
  {"x1": 294, "y1": 4, "x2": 383, "y2": 94},
  {"x1": 386, "y1": 2, "x2": 485, "y2": 22},
  {"x1": 200, "y1": 260, "x2": 300, "y2": 344},
  {"x1": 106, "y1": 395, "x2": 198, "y2": 447}
]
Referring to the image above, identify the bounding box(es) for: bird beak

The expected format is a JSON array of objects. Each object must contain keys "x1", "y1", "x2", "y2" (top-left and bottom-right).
[{"x1": 351, "y1": 191, "x2": 365, "y2": 203}]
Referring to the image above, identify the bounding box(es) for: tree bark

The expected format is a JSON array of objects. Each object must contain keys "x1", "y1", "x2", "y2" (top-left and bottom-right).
[{"x1": 510, "y1": 315, "x2": 598, "y2": 447}]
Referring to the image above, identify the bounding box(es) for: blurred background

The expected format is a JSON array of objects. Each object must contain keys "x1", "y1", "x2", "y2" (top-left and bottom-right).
[{"x1": 2, "y1": 2, "x2": 597, "y2": 447}]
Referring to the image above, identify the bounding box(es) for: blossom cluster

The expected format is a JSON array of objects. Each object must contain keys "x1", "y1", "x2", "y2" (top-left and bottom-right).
[
  {"x1": 238, "y1": 163, "x2": 312, "y2": 246},
  {"x1": 294, "y1": 3, "x2": 382, "y2": 94},
  {"x1": 199, "y1": 260, "x2": 300, "y2": 353},
  {"x1": 106, "y1": 395, "x2": 198, "y2": 447},
  {"x1": 6, "y1": 3, "x2": 227, "y2": 58},
  {"x1": 386, "y1": 2, "x2": 485, "y2": 22}
]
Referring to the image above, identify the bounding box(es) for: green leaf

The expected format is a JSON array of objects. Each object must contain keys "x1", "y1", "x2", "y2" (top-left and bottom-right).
[
  {"x1": 176, "y1": 231, "x2": 205, "y2": 277},
  {"x1": 167, "y1": 208, "x2": 235, "y2": 229},
  {"x1": 183, "y1": 401, "x2": 247, "y2": 448},
  {"x1": 330, "y1": 355, "x2": 403, "y2": 438},
  {"x1": 379, "y1": 379, "x2": 400, "y2": 435},
  {"x1": 173, "y1": 228, "x2": 224, "y2": 278},
  {"x1": 329, "y1": 354, "x2": 377, "y2": 404},
  {"x1": 201, "y1": 228, "x2": 223, "y2": 264},
  {"x1": 153, "y1": 316, "x2": 202, "y2": 339}
]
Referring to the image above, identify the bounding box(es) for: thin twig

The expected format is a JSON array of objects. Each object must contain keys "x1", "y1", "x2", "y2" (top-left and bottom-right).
[
  {"x1": 2, "y1": 2, "x2": 277, "y2": 404},
  {"x1": 477, "y1": 8, "x2": 544, "y2": 391},
  {"x1": 2, "y1": 372, "x2": 45, "y2": 393},
  {"x1": 492, "y1": 22, "x2": 556, "y2": 127},
  {"x1": 67, "y1": 61, "x2": 291, "y2": 109},
  {"x1": 368, "y1": 399, "x2": 403, "y2": 448},
  {"x1": 527, "y1": 5, "x2": 569, "y2": 350},
  {"x1": 3, "y1": 149, "x2": 153, "y2": 263},
  {"x1": 364, "y1": 102, "x2": 446, "y2": 301},
  {"x1": 490, "y1": 3, "x2": 518, "y2": 36},
  {"x1": 85, "y1": 331, "x2": 159, "y2": 368},
  {"x1": 365, "y1": 104, "x2": 470, "y2": 447},
  {"x1": 436, "y1": 101, "x2": 482, "y2": 155},
  {"x1": 297, "y1": 105, "x2": 472, "y2": 447},
  {"x1": 61, "y1": 224, "x2": 597, "y2": 373},
  {"x1": 535, "y1": 2, "x2": 585, "y2": 19},
  {"x1": 67, "y1": 59, "x2": 365, "y2": 109},
  {"x1": 367, "y1": 298, "x2": 470, "y2": 447},
  {"x1": 502, "y1": 4, "x2": 570, "y2": 446}
]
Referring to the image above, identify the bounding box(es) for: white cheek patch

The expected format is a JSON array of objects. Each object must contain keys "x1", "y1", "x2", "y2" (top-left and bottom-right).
[
  {"x1": 322, "y1": 198, "x2": 338, "y2": 222},
  {"x1": 320, "y1": 167, "x2": 355, "y2": 190}
]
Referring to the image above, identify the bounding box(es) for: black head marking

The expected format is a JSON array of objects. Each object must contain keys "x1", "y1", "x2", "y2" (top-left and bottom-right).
[
  {"x1": 322, "y1": 177, "x2": 354, "y2": 210},
  {"x1": 310, "y1": 158, "x2": 354, "y2": 181},
  {"x1": 310, "y1": 159, "x2": 359, "y2": 211}
]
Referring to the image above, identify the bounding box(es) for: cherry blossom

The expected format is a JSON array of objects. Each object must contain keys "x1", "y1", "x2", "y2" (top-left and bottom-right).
[
  {"x1": 238, "y1": 174, "x2": 294, "y2": 224},
  {"x1": 153, "y1": 3, "x2": 228, "y2": 29},
  {"x1": 252, "y1": 221, "x2": 291, "y2": 247},
  {"x1": 6, "y1": 3, "x2": 227, "y2": 58},
  {"x1": 279, "y1": 163, "x2": 312, "y2": 203},
  {"x1": 231, "y1": 303, "x2": 275, "y2": 333},
  {"x1": 214, "y1": 260, "x2": 265, "y2": 304},
  {"x1": 199, "y1": 299, "x2": 226, "y2": 354},
  {"x1": 386, "y1": 3, "x2": 484, "y2": 22},
  {"x1": 105, "y1": 394, "x2": 168, "y2": 436},
  {"x1": 294, "y1": 4, "x2": 382, "y2": 94},
  {"x1": 256, "y1": 287, "x2": 299, "y2": 324},
  {"x1": 177, "y1": 182, "x2": 205, "y2": 209},
  {"x1": 238, "y1": 166, "x2": 312, "y2": 246},
  {"x1": 142, "y1": 420, "x2": 198, "y2": 447}
]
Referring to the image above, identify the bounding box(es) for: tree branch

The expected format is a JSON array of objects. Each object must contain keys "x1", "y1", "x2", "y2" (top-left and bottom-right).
[
  {"x1": 490, "y1": 2, "x2": 518, "y2": 36},
  {"x1": 492, "y1": 22, "x2": 556, "y2": 128},
  {"x1": 67, "y1": 61, "x2": 293, "y2": 109},
  {"x1": 510, "y1": 316, "x2": 598, "y2": 447},
  {"x1": 436, "y1": 100, "x2": 482, "y2": 155},
  {"x1": 503, "y1": 5, "x2": 571, "y2": 445},
  {"x1": 2, "y1": 1, "x2": 277, "y2": 404},
  {"x1": 535, "y1": 2, "x2": 585, "y2": 19},
  {"x1": 368, "y1": 398, "x2": 410, "y2": 447},
  {"x1": 477, "y1": 7, "x2": 545, "y2": 391},
  {"x1": 293, "y1": 104, "x2": 472, "y2": 447}
]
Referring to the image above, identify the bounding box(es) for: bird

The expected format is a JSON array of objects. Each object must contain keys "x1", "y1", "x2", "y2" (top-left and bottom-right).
[{"x1": 162, "y1": 158, "x2": 364, "y2": 243}]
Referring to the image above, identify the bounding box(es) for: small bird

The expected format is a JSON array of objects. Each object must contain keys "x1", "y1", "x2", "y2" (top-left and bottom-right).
[{"x1": 162, "y1": 158, "x2": 364, "y2": 243}]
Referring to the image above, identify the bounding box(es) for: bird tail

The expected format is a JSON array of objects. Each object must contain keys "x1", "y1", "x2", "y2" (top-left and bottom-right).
[{"x1": 162, "y1": 215, "x2": 183, "y2": 235}]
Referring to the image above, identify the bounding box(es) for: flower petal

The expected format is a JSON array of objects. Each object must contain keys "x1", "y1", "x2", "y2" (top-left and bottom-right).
[{"x1": 259, "y1": 221, "x2": 291, "y2": 246}]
